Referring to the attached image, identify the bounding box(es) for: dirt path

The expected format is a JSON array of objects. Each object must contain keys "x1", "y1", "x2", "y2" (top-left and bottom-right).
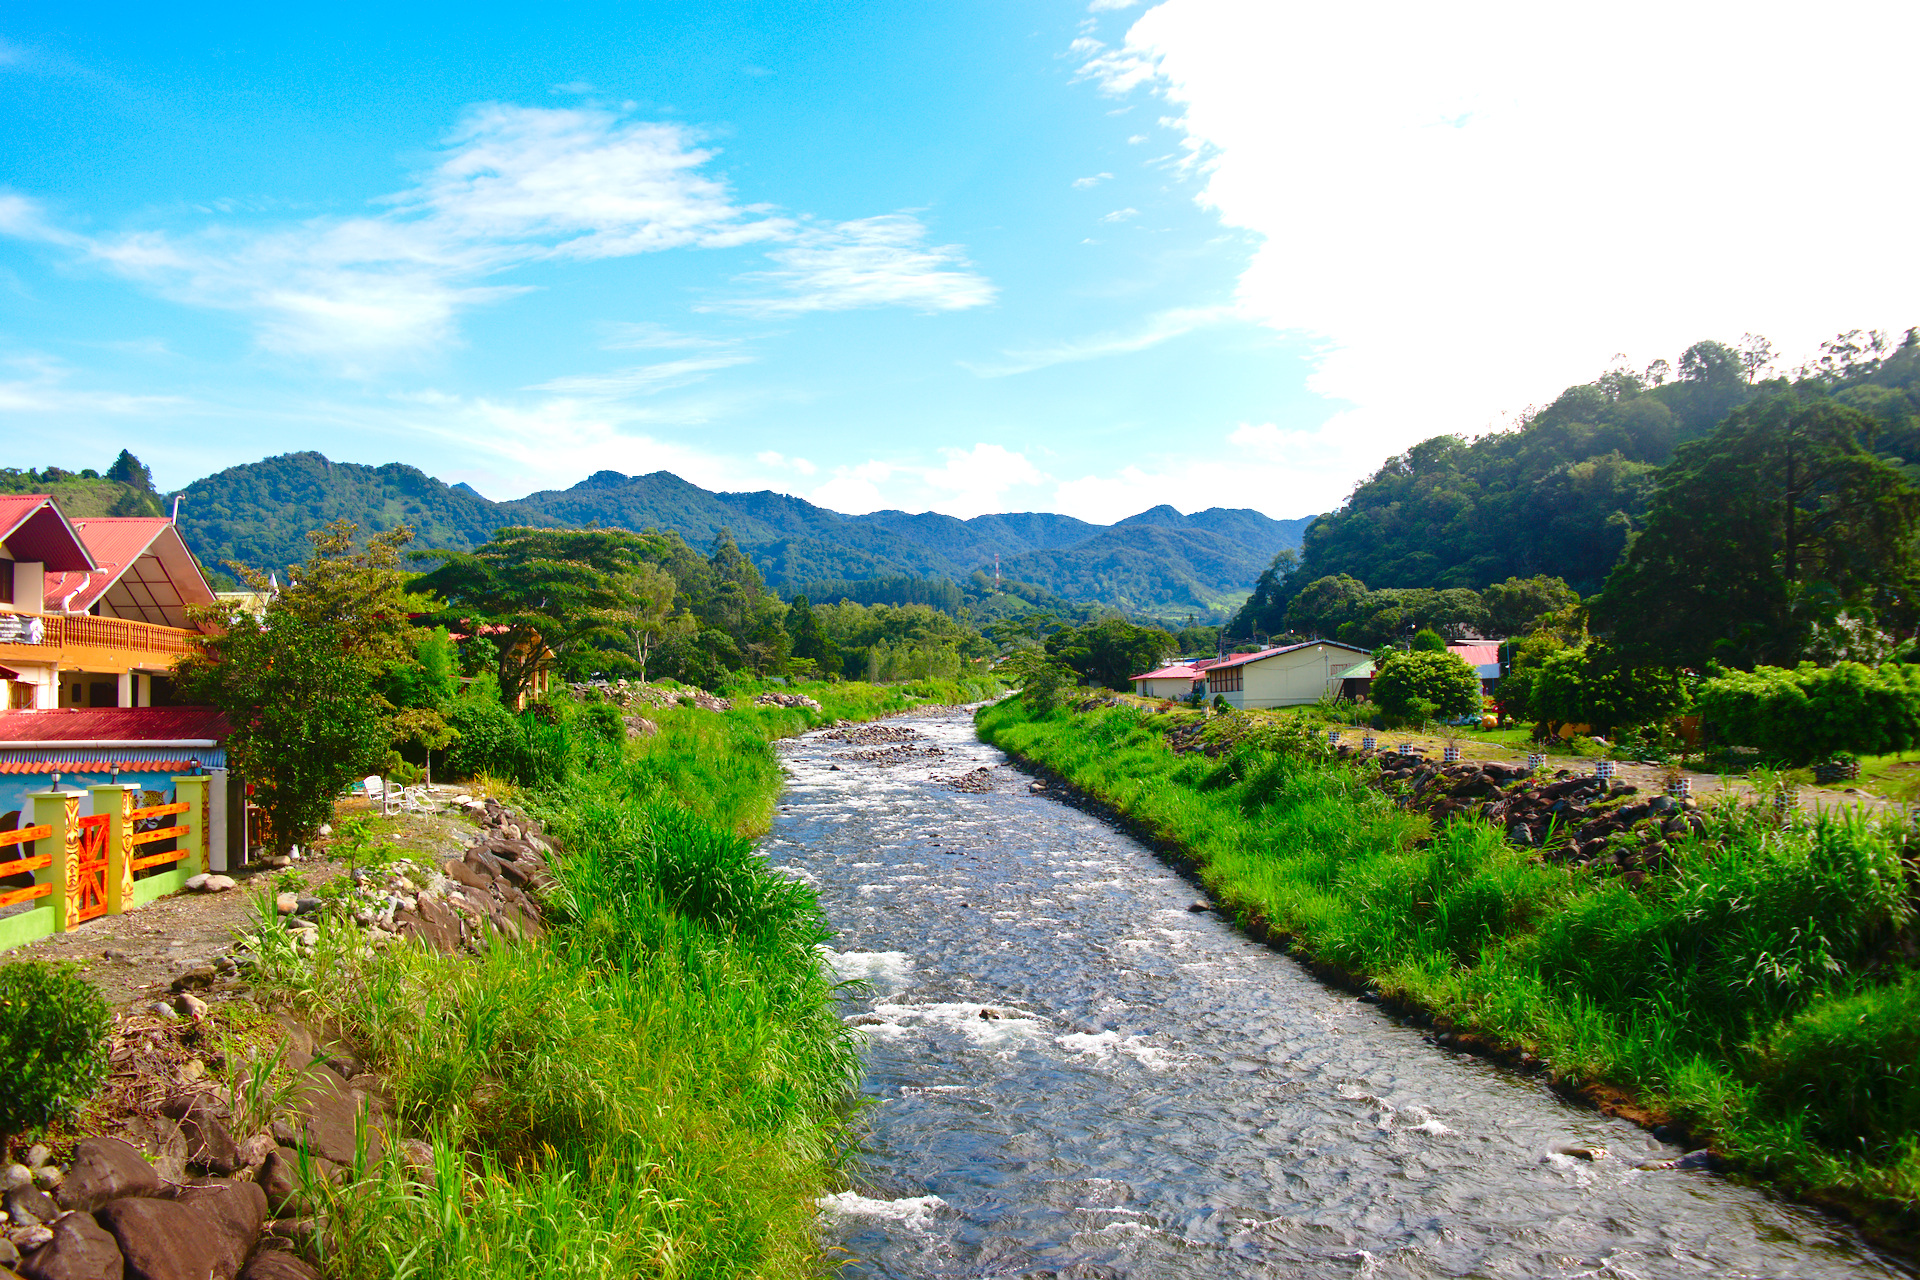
[
  {"x1": 1340, "y1": 726, "x2": 1892, "y2": 816},
  {"x1": 0, "y1": 792, "x2": 485, "y2": 1008}
]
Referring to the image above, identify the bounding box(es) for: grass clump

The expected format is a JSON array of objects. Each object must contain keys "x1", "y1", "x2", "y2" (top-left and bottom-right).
[
  {"x1": 0, "y1": 961, "x2": 110, "y2": 1139},
  {"x1": 977, "y1": 697, "x2": 1920, "y2": 1238},
  {"x1": 243, "y1": 678, "x2": 996, "y2": 1278}
]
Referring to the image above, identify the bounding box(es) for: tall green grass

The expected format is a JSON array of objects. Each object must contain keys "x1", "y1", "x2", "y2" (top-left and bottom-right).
[
  {"x1": 247, "y1": 678, "x2": 999, "y2": 1278},
  {"x1": 977, "y1": 699, "x2": 1920, "y2": 1238}
]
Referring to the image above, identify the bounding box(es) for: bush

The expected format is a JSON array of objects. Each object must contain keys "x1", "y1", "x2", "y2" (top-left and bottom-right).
[
  {"x1": 1695, "y1": 661, "x2": 1920, "y2": 766},
  {"x1": 1530, "y1": 643, "x2": 1686, "y2": 733},
  {"x1": 444, "y1": 697, "x2": 520, "y2": 780},
  {"x1": 1372, "y1": 650, "x2": 1481, "y2": 722},
  {"x1": 0, "y1": 963, "x2": 109, "y2": 1136}
]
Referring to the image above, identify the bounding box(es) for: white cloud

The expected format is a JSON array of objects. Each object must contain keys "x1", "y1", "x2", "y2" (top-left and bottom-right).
[
  {"x1": 0, "y1": 353, "x2": 183, "y2": 416},
  {"x1": 711, "y1": 214, "x2": 996, "y2": 317},
  {"x1": 964, "y1": 303, "x2": 1233, "y2": 377},
  {"x1": 599, "y1": 321, "x2": 736, "y2": 350},
  {"x1": 1088, "y1": 0, "x2": 1144, "y2": 13},
  {"x1": 0, "y1": 104, "x2": 993, "y2": 364},
  {"x1": 1072, "y1": 172, "x2": 1114, "y2": 189},
  {"x1": 756, "y1": 450, "x2": 817, "y2": 476},
  {"x1": 1083, "y1": 0, "x2": 1920, "y2": 511},
  {"x1": 1099, "y1": 207, "x2": 1138, "y2": 224},
  {"x1": 809, "y1": 443, "x2": 1045, "y2": 517},
  {"x1": 527, "y1": 353, "x2": 754, "y2": 398}
]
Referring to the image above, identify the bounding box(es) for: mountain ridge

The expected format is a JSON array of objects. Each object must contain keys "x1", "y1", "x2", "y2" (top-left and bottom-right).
[{"x1": 176, "y1": 451, "x2": 1314, "y2": 613}]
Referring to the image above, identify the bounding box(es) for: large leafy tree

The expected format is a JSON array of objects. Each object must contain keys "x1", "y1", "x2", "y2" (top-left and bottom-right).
[
  {"x1": 1043, "y1": 618, "x2": 1177, "y2": 690},
  {"x1": 1371, "y1": 650, "x2": 1482, "y2": 722},
  {"x1": 1592, "y1": 394, "x2": 1920, "y2": 669},
  {"x1": 414, "y1": 528, "x2": 676, "y2": 706},
  {"x1": 176, "y1": 608, "x2": 387, "y2": 853}
]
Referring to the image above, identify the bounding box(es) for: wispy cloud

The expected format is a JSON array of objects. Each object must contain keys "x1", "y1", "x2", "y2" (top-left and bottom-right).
[
  {"x1": 599, "y1": 321, "x2": 738, "y2": 350},
  {"x1": 710, "y1": 214, "x2": 995, "y2": 317},
  {"x1": 809, "y1": 443, "x2": 1044, "y2": 517},
  {"x1": 1099, "y1": 207, "x2": 1138, "y2": 223},
  {"x1": 1087, "y1": 0, "x2": 1142, "y2": 11},
  {"x1": 0, "y1": 104, "x2": 994, "y2": 364},
  {"x1": 0, "y1": 353, "x2": 184, "y2": 415},
  {"x1": 527, "y1": 353, "x2": 755, "y2": 399},
  {"x1": 963, "y1": 304, "x2": 1234, "y2": 377},
  {"x1": 1072, "y1": 172, "x2": 1113, "y2": 189}
]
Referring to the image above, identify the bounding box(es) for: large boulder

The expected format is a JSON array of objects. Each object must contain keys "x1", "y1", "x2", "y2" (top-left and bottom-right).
[
  {"x1": 238, "y1": 1251, "x2": 318, "y2": 1280},
  {"x1": 170, "y1": 1181, "x2": 267, "y2": 1280},
  {"x1": 95, "y1": 1198, "x2": 219, "y2": 1280},
  {"x1": 160, "y1": 1095, "x2": 240, "y2": 1176},
  {"x1": 54, "y1": 1140, "x2": 160, "y2": 1213},
  {"x1": 17, "y1": 1208, "x2": 124, "y2": 1280}
]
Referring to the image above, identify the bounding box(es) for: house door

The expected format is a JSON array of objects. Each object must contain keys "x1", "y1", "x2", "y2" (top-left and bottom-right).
[{"x1": 75, "y1": 814, "x2": 110, "y2": 922}]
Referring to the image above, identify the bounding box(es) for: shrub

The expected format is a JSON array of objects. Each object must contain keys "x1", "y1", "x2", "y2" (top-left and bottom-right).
[
  {"x1": 1530, "y1": 643, "x2": 1686, "y2": 733},
  {"x1": 0, "y1": 963, "x2": 109, "y2": 1136},
  {"x1": 1372, "y1": 650, "x2": 1480, "y2": 722},
  {"x1": 1695, "y1": 660, "x2": 1920, "y2": 765},
  {"x1": 444, "y1": 696, "x2": 520, "y2": 780}
]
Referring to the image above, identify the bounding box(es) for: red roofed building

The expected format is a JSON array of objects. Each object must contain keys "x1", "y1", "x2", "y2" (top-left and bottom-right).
[
  {"x1": 0, "y1": 503, "x2": 215, "y2": 712},
  {"x1": 1130, "y1": 662, "x2": 1207, "y2": 699},
  {"x1": 0, "y1": 706, "x2": 241, "y2": 869}
]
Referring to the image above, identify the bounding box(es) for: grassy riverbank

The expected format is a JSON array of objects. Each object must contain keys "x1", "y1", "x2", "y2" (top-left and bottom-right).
[
  {"x1": 977, "y1": 698, "x2": 1920, "y2": 1243},
  {"x1": 256, "y1": 677, "x2": 996, "y2": 1279}
]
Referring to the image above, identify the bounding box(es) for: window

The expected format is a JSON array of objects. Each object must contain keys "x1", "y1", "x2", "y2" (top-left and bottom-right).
[{"x1": 1207, "y1": 665, "x2": 1243, "y2": 693}]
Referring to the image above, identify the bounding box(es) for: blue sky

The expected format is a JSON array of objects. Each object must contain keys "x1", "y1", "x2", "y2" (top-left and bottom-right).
[{"x1": 2, "y1": 2, "x2": 1915, "y2": 522}]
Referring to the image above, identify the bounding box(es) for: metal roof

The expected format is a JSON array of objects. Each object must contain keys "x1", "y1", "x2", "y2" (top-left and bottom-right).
[
  {"x1": 0, "y1": 707, "x2": 229, "y2": 744},
  {"x1": 0, "y1": 495, "x2": 95, "y2": 572},
  {"x1": 40, "y1": 519, "x2": 216, "y2": 626},
  {"x1": 1205, "y1": 640, "x2": 1374, "y2": 672}
]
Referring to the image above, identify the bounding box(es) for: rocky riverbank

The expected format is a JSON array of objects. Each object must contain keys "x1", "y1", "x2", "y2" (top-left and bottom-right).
[{"x1": 0, "y1": 796, "x2": 556, "y2": 1280}]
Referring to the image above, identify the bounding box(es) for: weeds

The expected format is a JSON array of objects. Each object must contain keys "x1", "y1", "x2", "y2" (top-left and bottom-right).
[
  {"x1": 237, "y1": 678, "x2": 990, "y2": 1279},
  {"x1": 977, "y1": 698, "x2": 1920, "y2": 1230}
]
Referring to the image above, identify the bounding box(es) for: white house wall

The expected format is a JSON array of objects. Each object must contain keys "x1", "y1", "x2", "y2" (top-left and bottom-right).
[{"x1": 1226, "y1": 645, "x2": 1360, "y2": 709}]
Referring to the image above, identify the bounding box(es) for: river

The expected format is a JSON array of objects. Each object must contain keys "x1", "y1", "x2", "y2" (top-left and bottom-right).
[{"x1": 766, "y1": 707, "x2": 1910, "y2": 1279}]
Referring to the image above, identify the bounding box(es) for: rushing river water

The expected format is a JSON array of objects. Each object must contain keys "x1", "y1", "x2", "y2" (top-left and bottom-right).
[{"x1": 767, "y1": 708, "x2": 1911, "y2": 1280}]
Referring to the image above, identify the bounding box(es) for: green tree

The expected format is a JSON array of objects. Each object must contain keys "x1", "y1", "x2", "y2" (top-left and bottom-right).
[
  {"x1": 1481, "y1": 575, "x2": 1579, "y2": 637},
  {"x1": 1044, "y1": 618, "x2": 1177, "y2": 690},
  {"x1": 785, "y1": 594, "x2": 841, "y2": 677},
  {"x1": 1408, "y1": 628, "x2": 1448, "y2": 653},
  {"x1": 415, "y1": 528, "x2": 676, "y2": 706},
  {"x1": 1530, "y1": 644, "x2": 1686, "y2": 733},
  {"x1": 105, "y1": 449, "x2": 153, "y2": 491},
  {"x1": 1371, "y1": 649, "x2": 1482, "y2": 723},
  {"x1": 176, "y1": 609, "x2": 387, "y2": 853},
  {"x1": 1593, "y1": 394, "x2": 1920, "y2": 668},
  {"x1": 1230, "y1": 548, "x2": 1299, "y2": 638}
]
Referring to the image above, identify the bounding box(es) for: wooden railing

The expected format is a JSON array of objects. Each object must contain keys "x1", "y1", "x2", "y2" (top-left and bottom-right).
[
  {"x1": 0, "y1": 825, "x2": 53, "y2": 910},
  {"x1": 0, "y1": 609, "x2": 201, "y2": 658}
]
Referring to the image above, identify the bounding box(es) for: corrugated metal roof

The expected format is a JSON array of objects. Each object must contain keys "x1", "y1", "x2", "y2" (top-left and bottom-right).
[
  {"x1": 41, "y1": 519, "x2": 216, "y2": 626},
  {"x1": 0, "y1": 707, "x2": 229, "y2": 743},
  {"x1": 1131, "y1": 663, "x2": 1203, "y2": 682},
  {"x1": 1207, "y1": 640, "x2": 1374, "y2": 672},
  {"x1": 0, "y1": 496, "x2": 95, "y2": 572}
]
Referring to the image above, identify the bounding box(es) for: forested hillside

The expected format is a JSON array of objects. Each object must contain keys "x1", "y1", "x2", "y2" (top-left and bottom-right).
[
  {"x1": 178, "y1": 452, "x2": 557, "y2": 582},
  {"x1": 162, "y1": 453, "x2": 1312, "y2": 612},
  {"x1": 1289, "y1": 331, "x2": 1920, "y2": 597}
]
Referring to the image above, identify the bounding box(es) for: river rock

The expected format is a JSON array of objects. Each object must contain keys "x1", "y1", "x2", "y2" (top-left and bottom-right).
[
  {"x1": 96, "y1": 1197, "x2": 220, "y2": 1280},
  {"x1": 3, "y1": 1187, "x2": 56, "y2": 1227},
  {"x1": 54, "y1": 1140, "x2": 160, "y2": 1212},
  {"x1": 16, "y1": 1209, "x2": 121, "y2": 1280},
  {"x1": 238, "y1": 1254, "x2": 318, "y2": 1280},
  {"x1": 274, "y1": 893, "x2": 296, "y2": 916},
  {"x1": 169, "y1": 1181, "x2": 267, "y2": 1280},
  {"x1": 161, "y1": 1094, "x2": 239, "y2": 1175}
]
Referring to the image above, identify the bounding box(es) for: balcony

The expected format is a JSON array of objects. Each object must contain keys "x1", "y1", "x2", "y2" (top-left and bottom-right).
[{"x1": 0, "y1": 609, "x2": 203, "y2": 674}]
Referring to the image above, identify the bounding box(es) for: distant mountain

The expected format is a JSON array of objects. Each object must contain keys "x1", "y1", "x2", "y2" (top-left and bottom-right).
[
  {"x1": 172, "y1": 452, "x2": 1314, "y2": 612},
  {"x1": 178, "y1": 452, "x2": 557, "y2": 581}
]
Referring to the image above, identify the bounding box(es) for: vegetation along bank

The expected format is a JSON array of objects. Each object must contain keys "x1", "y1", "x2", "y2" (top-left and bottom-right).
[
  {"x1": 236, "y1": 675, "x2": 999, "y2": 1279},
  {"x1": 976, "y1": 694, "x2": 1919, "y2": 1247}
]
